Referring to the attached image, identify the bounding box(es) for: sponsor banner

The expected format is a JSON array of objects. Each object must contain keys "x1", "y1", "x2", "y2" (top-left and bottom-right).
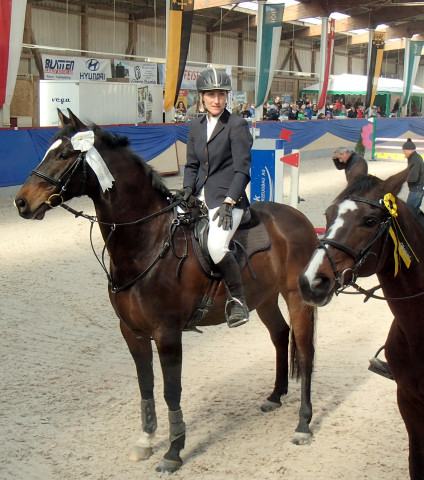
[
  {"x1": 42, "y1": 54, "x2": 112, "y2": 81},
  {"x1": 158, "y1": 64, "x2": 204, "y2": 90},
  {"x1": 113, "y1": 59, "x2": 157, "y2": 84}
]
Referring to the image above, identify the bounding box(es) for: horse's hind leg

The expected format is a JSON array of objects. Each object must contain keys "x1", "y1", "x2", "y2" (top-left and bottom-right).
[
  {"x1": 120, "y1": 323, "x2": 157, "y2": 462},
  {"x1": 256, "y1": 295, "x2": 290, "y2": 411},
  {"x1": 287, "y1": 291, "x2": 315, "y2": 445}
]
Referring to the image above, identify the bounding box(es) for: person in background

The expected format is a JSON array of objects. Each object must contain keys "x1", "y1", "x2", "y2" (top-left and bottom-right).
[
  {"x1": 347, "y1": 105, "x2": 357, "y2": 118},
  {"x1": 288, "y1": 103, "x2": 298, "y2": 120},
  {"x1": 173, "y1": 68, "x2": 252, "y2": 328},
  {"x1": 304, "y1": 103, "x2": 312, "y2": 119},
  {"x1": 249, "y1": 104, "x2": 255, "y2": 117},
  {"x1": 273, "y1": 95, "x2": 282, "y2": 112},
  {"x1": 332, "y1": 147, "x2": 368, "y2": 181},
  {"x1": 356, "y1": 106, "x2": 365, "y2": 118},
  {"x1": 403, "y1": 138, "x2": 424, "y2": 210},
  {"x1": 240, "y1": 102, "x2": 251, "y2": 118},
  {"x1": 311, "y1": 102, "x2": 318, "y2": 117},
  {"x1": 266, "y1": 100, "x2": 279, "y2": 120}
]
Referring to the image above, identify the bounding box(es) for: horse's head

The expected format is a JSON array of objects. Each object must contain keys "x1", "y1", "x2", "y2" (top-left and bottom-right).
[
  {"x1": 298, "y1": 168, "x2": 409, "y2": 306},
  {"x1": 15, "y1": 109, "x2": 95, "y2": 219}
]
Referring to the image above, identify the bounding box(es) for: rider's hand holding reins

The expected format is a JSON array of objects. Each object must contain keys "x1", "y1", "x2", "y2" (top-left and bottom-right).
[
  {"x1": 213, "y1": 202, "x2": 233, "y2": 230},
  {"x1": 173, "y1": 186, "x2": 192, "y2": 204}
]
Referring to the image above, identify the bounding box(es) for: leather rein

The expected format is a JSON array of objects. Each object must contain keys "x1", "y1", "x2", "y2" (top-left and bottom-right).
[{"x1": 30, "y1": 139, "x2": 185, "y2": 293}]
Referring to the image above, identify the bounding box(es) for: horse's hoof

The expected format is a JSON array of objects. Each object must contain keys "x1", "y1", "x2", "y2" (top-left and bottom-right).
[
  {"x1": 293, "y1": 431, "x2": 312, "y2": 445},
  {"x1": 129, "y1": 446, "x2": 152, "y2": 461},
  {"x1": 156, "y1": 458, "x2": 183, "y2": 474},
  {"x1": 261, "y1": 399, "x2": 282, "y2": 412}
]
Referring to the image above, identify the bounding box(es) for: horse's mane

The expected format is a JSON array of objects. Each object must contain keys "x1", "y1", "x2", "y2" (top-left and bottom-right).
[
  {"x1": 52, "y1": 123, "x2": 171, "y2": 197},
  {"x1": 334, "y1": 174, "x2": 382, "y2": 203}
]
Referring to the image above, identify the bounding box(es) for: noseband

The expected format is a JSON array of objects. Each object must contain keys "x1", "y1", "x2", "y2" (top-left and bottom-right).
[
  {"x1": 318, "y1": 195, "x2": 392, "y2": 292},
  {"x1": 30, "y1": 136, "x2": 87, "y2": 207}
]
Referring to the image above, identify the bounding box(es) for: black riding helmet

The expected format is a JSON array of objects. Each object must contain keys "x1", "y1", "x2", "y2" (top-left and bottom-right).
[{"x1": 196, "y1": 68, "x2": 232, "y2": 92}]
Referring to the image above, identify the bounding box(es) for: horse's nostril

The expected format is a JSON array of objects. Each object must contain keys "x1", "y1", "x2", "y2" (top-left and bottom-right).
[{"x1": 15, "y1": 197, "x2": 27, "y2": 211}]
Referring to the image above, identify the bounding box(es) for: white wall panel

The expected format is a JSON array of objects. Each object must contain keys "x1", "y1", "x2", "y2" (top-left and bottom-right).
[
  {"x1": 188, "y1": 31, "x2": 207, "y2": 64},
  {"x1": 211, "y1": 34, "x2": 238, "y2": 66},
  {"x1": 333, "y1": 54, "x2": 348, "y2": 75},
  {"x1": 88, "y1": 17, "x2": 128, "y2": 56},
  {"x1": 352, "y1": 56, "x2": 365, "y2": 75},
  {"x1": 137, "y1": 22, "x2": 166, "y2": 59},
  {"x1": 32, "y1": 9, "x2": 80, "y2": 50}
]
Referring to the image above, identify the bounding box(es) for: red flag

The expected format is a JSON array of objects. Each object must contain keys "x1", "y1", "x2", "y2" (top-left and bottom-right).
[
  {"x1": 317, "y1": 19, "x2": 335, "y2": 110},
  {"x1": 279, "y1": 128, "x2": 294, "y2": 142},
  {"x1": 280, "y1": 152, "x2": 299, "y2": 167}
]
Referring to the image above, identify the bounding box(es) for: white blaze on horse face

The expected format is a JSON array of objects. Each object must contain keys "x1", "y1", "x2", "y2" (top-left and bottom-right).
[
  {"x1": 303, "y1": 199, "x2": 358, "y2": 283},
  {"x1": 326, "y1": 199, "x2": 357, "y2": 239},
  {"x1": 41, "y1": 139, "x2": 62, "y2": 163},
  {"x1": 32, "y1": 139, "x2": 63, "y2": 171}
]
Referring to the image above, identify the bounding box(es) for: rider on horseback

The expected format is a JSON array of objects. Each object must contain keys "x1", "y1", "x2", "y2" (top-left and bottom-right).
[{"x1": 174, "y1": 68, "x2": 252, "y2": 328}]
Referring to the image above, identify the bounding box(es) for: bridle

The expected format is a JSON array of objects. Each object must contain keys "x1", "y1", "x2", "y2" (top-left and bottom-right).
[
  {"x1": 28, "y1": 134, "x2": 188, "y2": 293},
  {"x1": 30, "y1": 136, "x2": 88, "y2": 207},
  {"x1": 318, "y1": 195, "x2": 392, "y2": 294}
]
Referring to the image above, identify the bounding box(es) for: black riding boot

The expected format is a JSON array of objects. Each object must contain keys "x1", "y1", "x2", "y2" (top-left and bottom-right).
[{"x1": 216, "y1": 252, "x2": 249, "y2": 328}]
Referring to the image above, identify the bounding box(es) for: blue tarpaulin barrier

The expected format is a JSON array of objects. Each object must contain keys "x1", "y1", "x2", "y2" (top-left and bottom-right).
[{"x1": 0, "y1": 118, "x2": 423, "y2": 187}]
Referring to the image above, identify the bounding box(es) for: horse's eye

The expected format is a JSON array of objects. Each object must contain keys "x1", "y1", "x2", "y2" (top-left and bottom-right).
[
  {"x1": 59, "y1": 151, "x2": 71, "y2": 160},
  {"x1": 364, "y1": 217, "x2": 377, "y2": 227}
]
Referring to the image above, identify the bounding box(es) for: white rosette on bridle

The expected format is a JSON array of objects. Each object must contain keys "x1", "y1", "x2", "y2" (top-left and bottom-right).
[{"x1": 71, "y1": 131, "x2": 115, "y2": 192}]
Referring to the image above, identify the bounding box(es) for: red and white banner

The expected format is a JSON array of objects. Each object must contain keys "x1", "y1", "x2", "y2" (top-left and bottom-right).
[
  {"x1": 317, "y1": 18, "x2": 335, "y2": 110},
  {"x1": 0, "y1": 0, "x2": 27, "y2": 109}
]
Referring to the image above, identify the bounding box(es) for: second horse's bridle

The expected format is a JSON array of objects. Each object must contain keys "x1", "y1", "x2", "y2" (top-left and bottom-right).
[{"x1": 318, "y1": 195, "x2": 392, "y2": 293}]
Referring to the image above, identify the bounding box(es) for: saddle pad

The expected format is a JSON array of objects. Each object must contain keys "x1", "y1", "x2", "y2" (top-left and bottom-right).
[{"x1": 191, "y1": 218, "x2": 271, "y2": 278}]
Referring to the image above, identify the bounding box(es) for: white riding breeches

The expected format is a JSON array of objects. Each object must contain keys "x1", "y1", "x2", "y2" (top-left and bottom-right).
[{"x1": 207, "y1": 206, "x2": 243, "y2": 264}]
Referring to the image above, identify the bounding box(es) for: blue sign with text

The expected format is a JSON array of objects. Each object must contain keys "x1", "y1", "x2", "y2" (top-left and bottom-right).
[{"x1": 250, "y1": 150, "x2": 276, "y2": 203}]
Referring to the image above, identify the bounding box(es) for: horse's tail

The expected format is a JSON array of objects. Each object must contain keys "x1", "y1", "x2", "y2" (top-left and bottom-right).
[{"x1": 290, "y1": 306, "x2": 317, "y2": 380}]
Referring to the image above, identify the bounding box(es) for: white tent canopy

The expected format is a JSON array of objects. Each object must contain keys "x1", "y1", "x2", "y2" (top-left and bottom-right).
[{"x1": 301, "y1": 73, "x2": 424, "y2": 96}]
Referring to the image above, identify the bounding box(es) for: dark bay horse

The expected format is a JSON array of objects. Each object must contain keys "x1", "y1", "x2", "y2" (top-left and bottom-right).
[
  {"x1": 15, "y1": 110, "x2": 318, "y2": 473},
  {"x1": 298, "y1": 168, "x2": 424, "y2": 480}
]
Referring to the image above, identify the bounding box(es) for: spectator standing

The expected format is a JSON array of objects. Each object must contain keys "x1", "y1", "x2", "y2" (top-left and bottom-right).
[
  {"x1": 332, "y1": 147, "x2": 368, "y2": 181},
  {"x1": 403, "y1": 138, "x2": 424, "y2": 210}
]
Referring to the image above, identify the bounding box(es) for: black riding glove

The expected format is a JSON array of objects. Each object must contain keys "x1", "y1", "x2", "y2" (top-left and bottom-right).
[
  {"x1": 173, "y1": 186, "x2": 192, "y2": 203},
  {"x1": 212, "y1": 203, "x2": 233, "y2": 230}
]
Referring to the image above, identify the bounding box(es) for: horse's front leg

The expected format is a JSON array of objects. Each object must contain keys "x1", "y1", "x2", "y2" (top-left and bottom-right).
[
  {"x1": 154, "y1": 329, "x2": 185, "y2": 474},
  {"x1": 120, "y1": 322, "x2": 157, "y2": 462},
  {"x1": 288, "y1": 298, "x2": 315, "y2": 446}
]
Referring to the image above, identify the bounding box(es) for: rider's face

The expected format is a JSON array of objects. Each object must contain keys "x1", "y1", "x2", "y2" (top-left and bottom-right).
[{"x1": 201, "y1": 90, "x2": 227, "y2": 116}]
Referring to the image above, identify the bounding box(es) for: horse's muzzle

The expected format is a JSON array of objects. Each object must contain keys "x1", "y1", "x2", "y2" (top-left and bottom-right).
[{"x1": 298, "y1": 272, "x2": 335, "y2": 307}]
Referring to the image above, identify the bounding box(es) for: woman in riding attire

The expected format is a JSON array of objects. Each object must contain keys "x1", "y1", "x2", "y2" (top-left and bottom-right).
[{"x1": 174, "y1": 68, "x2": 252, "y2": 328}]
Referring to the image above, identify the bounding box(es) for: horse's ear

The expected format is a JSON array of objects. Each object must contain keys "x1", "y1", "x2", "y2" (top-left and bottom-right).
[
  {"x1": 383, "y1": 168, "x2": 409, "y2": 196},
  {"x1": 57, "y1": 108, "x2": 70, "y2": 127},
  {"x1": 67, "y1": 109, "x2": 88, "y2": 132}
]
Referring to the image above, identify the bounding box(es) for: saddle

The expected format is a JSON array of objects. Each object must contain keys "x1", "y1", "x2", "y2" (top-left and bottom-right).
[{"x1": 174, "y1": 197, "x2": 271, "y2": 332}]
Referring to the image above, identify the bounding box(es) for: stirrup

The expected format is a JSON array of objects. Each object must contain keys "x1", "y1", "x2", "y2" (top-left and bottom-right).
[
  {"x1": 368, "y1": 347, "x2": 394, "y2": 381},
  {"x1": 225, "y1": 297, "x2": 249, "y2": 328}
]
